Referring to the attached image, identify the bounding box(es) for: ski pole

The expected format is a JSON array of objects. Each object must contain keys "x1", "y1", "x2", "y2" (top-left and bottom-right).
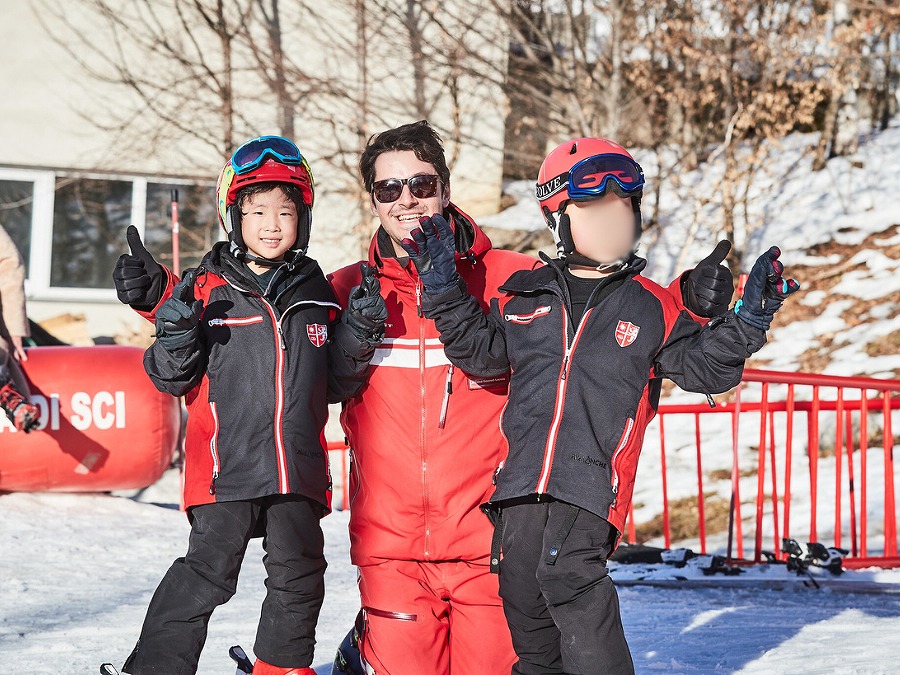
[{"x1": 171, "y1": 189, "x2": 180, "y2": 278}]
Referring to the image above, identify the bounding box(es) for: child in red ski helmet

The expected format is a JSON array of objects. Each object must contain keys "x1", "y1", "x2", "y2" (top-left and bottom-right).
[
  {"x1": 114, "y1": 136, "x2": 382, "y2": 675},
  {"x1": 402, "y1": 137, "x2": 800, "y2": 674}
]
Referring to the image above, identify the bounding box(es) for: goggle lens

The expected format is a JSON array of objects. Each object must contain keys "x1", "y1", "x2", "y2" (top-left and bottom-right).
[
  {"x1": 372, "y1": 175, "x2": 440, "y2": 203},
  {"x1": 567, "y1": 154, "x2": 644, "y2": 201},
  {"x1": 231, "y1": 136, "x2": 305, "y2": 174}
]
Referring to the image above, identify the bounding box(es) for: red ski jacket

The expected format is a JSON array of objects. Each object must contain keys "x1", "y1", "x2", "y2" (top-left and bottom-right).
[{"x1": 328, "y1": 205, "x2": 539, "y2": 565}]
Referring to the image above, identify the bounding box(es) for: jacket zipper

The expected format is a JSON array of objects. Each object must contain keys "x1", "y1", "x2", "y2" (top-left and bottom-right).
[
  {"x1": 416, "y1": 280, "x2": 430, "y2": 558},
  {"x1": 438, "y1": 364, "x2": 454, "y2": 429},
  {"x1": 610, "y1": 418, "x2": 635, "y2": 506},
  {"x1": 536, "y1": 307, "x2": 592, "y2": 495},
  {"x1": 259, "y1": 297, "x2": 290, "y2": 493},
  {"x1": 209, "y1": 401, "x2": 220, "y2": 494}
]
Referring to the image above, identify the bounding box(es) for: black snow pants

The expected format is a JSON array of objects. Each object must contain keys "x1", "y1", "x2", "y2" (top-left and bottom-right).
[
  {"x1": 497, "y1": 497, "x2": 634, "y2": 675},
  {"x1": 123, "y1": 494, "x2": 326, "y2": 674}
]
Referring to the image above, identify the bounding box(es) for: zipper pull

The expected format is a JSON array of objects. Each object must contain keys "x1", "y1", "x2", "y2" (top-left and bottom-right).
[
  {"x1": 438, "y1": 365, "x2": 454, "y2": 429},
  {"x1": 561, "y1": 351, "x2": 571, "y2": 381},
  {"x1": 706, "y1": 393, "x2": 717, "y2": 408},
  {"x1": 416, "y1": 283, "x2": 423, "y2": 317},
  {"x1": 278, "y1": 325, "x2": 286, "y2": 350}
]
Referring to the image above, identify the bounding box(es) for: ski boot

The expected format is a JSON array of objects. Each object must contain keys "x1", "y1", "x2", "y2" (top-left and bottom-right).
[
  {"x1": 332, "y1": 610, "x2": 366, "y2": 674},
  {"x1": 0, "y1": 370, "x2": 39, "y2": 432},
  {"x1": 231, "y1": 647, "x2": 316, "y2": 675}
]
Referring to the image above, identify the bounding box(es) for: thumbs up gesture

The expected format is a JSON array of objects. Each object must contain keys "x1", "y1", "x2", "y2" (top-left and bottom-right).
[
  {"x1": 683, "y1": 240, "x2": 734, "y2": 317},
  {"x1": 344, "y1": 263, "x2": 388, "y2": 345},
  {"x1": 154, "y1": 269, "x2": 204, "y2": 349},
  {"x1": 113, "y1": 225, "x2": 166, "y2": 310}
]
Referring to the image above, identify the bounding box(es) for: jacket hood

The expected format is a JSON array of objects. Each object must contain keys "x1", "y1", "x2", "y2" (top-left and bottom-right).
[{"x1": 367, "y1": 202, "x2": 493, "y2": 279}]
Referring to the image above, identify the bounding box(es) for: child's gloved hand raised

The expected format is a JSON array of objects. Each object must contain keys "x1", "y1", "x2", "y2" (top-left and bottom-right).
[
  {"x1": 734, "y1": 246, "x2": 800, "y2": 331},
  {"x1": 113, "y1": 225, "x2": 166, "y2": 310},
  {"x1": 683, "y1": 240, "x2": 734, "y2": 317},
  {"x1": 154, "y1": 269, "x2": 204, "y2": 349},
  {"x1": 399, "y1": 214, "x2": 459, "y2": 295},
  {"x1": 344, "y1": 263, "x2": 388, "y2": 345}
]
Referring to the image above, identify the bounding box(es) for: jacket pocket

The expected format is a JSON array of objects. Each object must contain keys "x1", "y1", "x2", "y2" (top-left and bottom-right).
[
  {"x1": 349, "y1": 447, "x2": 361, "y2": 507},
  {"x1": 208, "y1": 401, "x2": 221, "y2": 495},
  {"x1": 609, "y1": 417, "x2": 635, "y2": 503}
]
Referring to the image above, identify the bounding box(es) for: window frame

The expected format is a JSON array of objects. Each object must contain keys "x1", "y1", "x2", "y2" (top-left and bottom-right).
[{"x1": 0, "y1": 166, "x2": 216, "y2": 302}]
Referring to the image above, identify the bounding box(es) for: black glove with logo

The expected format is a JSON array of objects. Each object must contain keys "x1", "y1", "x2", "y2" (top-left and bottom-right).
[
  {"x1": 154, "y1": 269, "x2": 204, "y2": 350},
  {"x1": 683, "y1": 240, "x2": 734, "y2": 317},
  {"x1": 734, "y1": 246, "x2": 800, "y2": 331},
  {"x1": 398, "y1": 214, "x2": 459, "y2": 295},
  {"x1": 344, "y1": 263, "x2": 388, "y2": 345},
  {"x1": 113, "y1": 225, "x2": 166, "y2": 311}
]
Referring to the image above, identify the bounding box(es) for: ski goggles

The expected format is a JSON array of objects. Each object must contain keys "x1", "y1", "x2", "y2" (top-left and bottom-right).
[
  {"x1": 536, "y1": 153, "x2": 644, "y2": 205},
  {"x1": 372, "y1": 174, "x2": 441, "y2": 203},
  {"x1": 231, "y1": 135, "x2": 307, "y2": 175}
]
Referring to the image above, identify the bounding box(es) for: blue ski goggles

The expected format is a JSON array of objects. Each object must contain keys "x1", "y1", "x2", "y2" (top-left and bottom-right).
[
  {"x1": 231, "y1": 135, "x2": 307, "y2": 175},
  {"x1": 537, "y1": 153, "x2": 645, "y2": 205}
]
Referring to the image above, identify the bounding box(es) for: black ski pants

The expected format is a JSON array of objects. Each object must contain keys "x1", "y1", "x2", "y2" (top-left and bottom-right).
[
  {"x1": 123, "y1": 494, "x2": 326, "y2": 675},
  {"x1": 497, "y1": 497, "x2": 634, "y2": 675}
]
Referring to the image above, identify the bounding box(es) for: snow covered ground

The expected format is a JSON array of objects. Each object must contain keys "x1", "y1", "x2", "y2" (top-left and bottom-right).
[
  {"x1": 3, "y1": 481, "x2": 900, "y2": 674},
  {"x1": 3, "y1": 124, "x2": 900, "y2": 673}
]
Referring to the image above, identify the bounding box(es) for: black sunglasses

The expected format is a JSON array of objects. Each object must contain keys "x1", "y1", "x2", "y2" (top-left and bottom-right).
[{"x1": 372, "y1": 174, "x2": 440, "y2": 203}]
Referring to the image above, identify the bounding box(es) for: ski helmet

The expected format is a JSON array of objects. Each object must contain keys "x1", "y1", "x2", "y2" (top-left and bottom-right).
[
  {"x1": 535, "y1": 138, "x2": 644, "y2": 260},
  {"x1": 216, "y1": 135, "x2": 315, "y2": 258}
]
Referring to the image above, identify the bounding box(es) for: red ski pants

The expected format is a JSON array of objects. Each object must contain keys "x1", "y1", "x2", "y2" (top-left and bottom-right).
[{"x1": 357, "y1": 557, "x2": 515, "y2": 675}]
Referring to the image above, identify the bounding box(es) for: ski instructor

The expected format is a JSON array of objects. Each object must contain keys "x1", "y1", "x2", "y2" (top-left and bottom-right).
[{"x1": 327, "y1": 120, "x2": 737, "y2": 674}]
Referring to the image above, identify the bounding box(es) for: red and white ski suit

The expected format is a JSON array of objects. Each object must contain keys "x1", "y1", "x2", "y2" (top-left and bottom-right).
[{"x1": 328, "y1": 205, "x2": 535, "y2": 674}]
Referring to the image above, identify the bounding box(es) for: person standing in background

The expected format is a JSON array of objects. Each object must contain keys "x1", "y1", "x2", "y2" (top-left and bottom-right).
[{"x1": 0, "y1": 223, "x2": 39, "y2": 433}]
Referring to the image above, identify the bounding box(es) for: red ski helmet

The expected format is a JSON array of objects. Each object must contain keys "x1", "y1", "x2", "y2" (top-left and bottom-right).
[
  {"x1": 535, "y1": 138, "x2": 644, "y2": 259},
  {"x1": 216, "y1": 136, "x2": 315, "y2": 255}
]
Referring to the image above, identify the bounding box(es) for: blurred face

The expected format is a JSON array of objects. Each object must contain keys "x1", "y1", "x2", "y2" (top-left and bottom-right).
[
  {"x1": 240, "y1": 187, "x2": 299, "y2": 271},
  {"x1": 564, "y1": 193, "x2": 636, "y2": 276},
  {"x1": 370, "y1": 150, "x2": 451, "y2": 257}
]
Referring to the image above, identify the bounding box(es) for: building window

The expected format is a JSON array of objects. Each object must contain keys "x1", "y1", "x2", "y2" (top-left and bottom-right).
[
  {"x1": 0, "y1": 179, "x2": 34, "y2": 273},
  {"x1": 145, "y1": 183, "x2": 218, "y2": 272},
  {"x1": 0, "y1": 167, "x2": 217, "y2": 300},
  {"x1": 51, "y1": 176, "x2": 133, "y2": 289}
]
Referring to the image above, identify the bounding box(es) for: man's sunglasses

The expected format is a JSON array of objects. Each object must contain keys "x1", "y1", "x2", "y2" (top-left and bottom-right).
[{"x1": 372, "y1": 174, "x2": 440, "y2": 203}]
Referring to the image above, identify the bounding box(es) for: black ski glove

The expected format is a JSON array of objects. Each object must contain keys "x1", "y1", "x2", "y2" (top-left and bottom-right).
[
  {"x1": 113, "y1": 225, "x2": 166, "y2": 311},
  {"x1": 734, "y1": 246, "x2": 800, "y2": 331},
  {"x1": 398, "y1": 214, "x2": 459, "y2": 295},
  {"x1": 344, "y1": 263, "x2": 388, "y2": 345},
  {"x1": 683, "y1": 240, "x2": 734, "y2": 317},
  {"x1": 154, "y1": 269, "x2": 204, "y2": 350}
]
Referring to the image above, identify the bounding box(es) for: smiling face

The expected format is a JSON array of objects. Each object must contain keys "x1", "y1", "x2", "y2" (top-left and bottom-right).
[
  {"x1": 239, "y1": 186, "x2": 299, "y2": 272},
  {"x1": 370, "y1": 150, "x2": 451, "y2": 257}
]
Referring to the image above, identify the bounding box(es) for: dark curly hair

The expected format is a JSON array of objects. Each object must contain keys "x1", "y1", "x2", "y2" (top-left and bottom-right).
[{"x1": 359, "y1": 120, "x2": 451, "y2": 194}]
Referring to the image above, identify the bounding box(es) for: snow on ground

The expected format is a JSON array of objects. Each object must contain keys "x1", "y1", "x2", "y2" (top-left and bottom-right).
[
  {"x1": 2, "y1": 126, "x2": 900, "y2": 672},
  {"x1": 3, "y1": 483, "x2": 900, "y2": 674}
]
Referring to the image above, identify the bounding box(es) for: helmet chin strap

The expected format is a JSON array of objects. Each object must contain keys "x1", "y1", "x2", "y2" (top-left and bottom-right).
[
  {"x1": 563, "y1": 249, "x2": 635, "y2": 273},
  {"x1": 228, "y1": 238, "x2": 303, "y2": 269}
]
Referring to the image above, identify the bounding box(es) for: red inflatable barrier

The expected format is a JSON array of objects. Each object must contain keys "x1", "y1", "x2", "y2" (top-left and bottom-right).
[{"x1": 0, "y1": 345, "x2": 180, "y2": 492}]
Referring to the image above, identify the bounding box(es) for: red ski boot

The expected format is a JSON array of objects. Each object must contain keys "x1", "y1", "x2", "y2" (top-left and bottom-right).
[
  {"x1": 0, "y1": 378, "x2": 39, "y2": 432},
  {"x1": 252, "y1": 658, "x2": 316, "y2": 675}
]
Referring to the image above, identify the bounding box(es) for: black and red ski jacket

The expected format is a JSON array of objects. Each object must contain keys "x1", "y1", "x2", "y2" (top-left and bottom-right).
[
  {"x1": 143, "y1": 243, "x2": 368, "y2": 511},
  {"x1": 421, "y1": 255, "x2": 766, "y2": 535}
]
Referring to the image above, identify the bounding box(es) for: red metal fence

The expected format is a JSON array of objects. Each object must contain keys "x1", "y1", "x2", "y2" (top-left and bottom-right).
[
  {"x1": 327, "y1": 368, "x2": 900, "y2": 568},
  {"x1": 628, "y1": 369, "x2": 899, "y2": 568}
]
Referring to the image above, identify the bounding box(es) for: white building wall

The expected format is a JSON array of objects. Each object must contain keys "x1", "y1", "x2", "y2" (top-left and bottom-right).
[{"x1": 1, "y1": 0, "x2": 508, "y2": 338}]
